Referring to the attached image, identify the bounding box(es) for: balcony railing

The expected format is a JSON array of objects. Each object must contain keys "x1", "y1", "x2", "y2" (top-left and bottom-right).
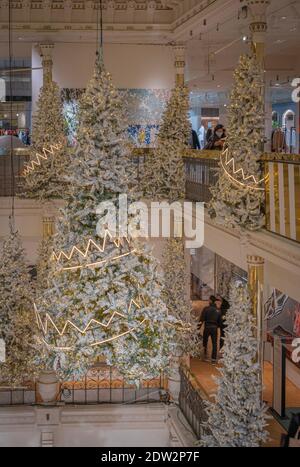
[
  {"x1": 2, "y1": 146, "x2": 300, "y2": 245},
  {"x1": 0, "y1": 149, "x2": 29, "y2": 197},
  {"x1": 263, "y1": 154, "x2": 300, "y2": 243},
  {"x1": 179, "y1": 365, "x2": 208, "y2": 439},
  {"x1": 0, "y1": 364, "x2": 166, "y2": 406}
]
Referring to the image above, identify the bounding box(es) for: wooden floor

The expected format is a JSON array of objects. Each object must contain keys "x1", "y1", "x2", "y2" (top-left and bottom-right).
[
  {"x1": 189, "y1": 358, "x2": 300, "y2": 447},
  {"x1": 191, "y1": 300, "x2": 300, "y2": 447}
]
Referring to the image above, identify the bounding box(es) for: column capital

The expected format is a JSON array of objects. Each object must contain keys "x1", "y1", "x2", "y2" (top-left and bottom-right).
[{"x1": 247, "y1": 254, "x2": 265, "y2": 266}]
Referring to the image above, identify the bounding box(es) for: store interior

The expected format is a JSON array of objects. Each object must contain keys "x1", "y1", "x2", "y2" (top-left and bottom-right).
[{"x1": 0, "y1": 0, "x2": 300, "y2": 448}]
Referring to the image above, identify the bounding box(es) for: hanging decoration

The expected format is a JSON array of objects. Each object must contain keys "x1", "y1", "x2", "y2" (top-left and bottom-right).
[
  {"x1": 22, "y1": 143, "x2": 63, "y2": 177},
  {"x1": 220, "y1": 148, "x2": 268, "y2": 191},
  {"x1": 34, "y1": 292, "x2": 147, "y2": 351},
  {"x1": 51, "y1": 229, "x2": 135, "y2": 271}
]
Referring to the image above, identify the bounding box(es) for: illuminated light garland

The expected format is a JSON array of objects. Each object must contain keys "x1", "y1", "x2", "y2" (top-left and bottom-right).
[
  {"x1": 220, "y1": 148, "x2": 268, "y2": 191},
  {"x1": 22, "y1": 143, "x2": 63, "y2": 176},
  {"x1": 51, "y1": 229, "x2": 133, "y2": 272},
  {"x1": 39, "y1": 317, "x2": 148, "y2": 351},
  {"x1": 34, "y1": 296, "x2": 143, "y2": 338},
  {"x1": 34, "y1": 287, "x2": 149, "y2": 351},
  {"x1": 61, "y1": 250, "x2": 136, "y2": 272}
]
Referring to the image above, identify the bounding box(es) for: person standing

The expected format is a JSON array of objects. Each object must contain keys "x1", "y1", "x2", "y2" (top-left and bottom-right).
[
  {"x1": 198, "y1": 124, "x2": 206, "y2": 150},
  {"x1": 190, "y1": 129, "x2": 201, "y2": 149},
  {"x1": 216, "y1": 294, "x2": 230, "y2": 351},
  {"x1": 205, "y1": 124, "x2": 226, "y2": 150},
  {"x1": 198, "y1": 295, "x2": 221, "y2": 364}
]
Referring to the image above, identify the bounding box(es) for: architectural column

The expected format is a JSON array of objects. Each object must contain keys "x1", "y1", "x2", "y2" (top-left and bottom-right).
[
  {"x1": 42, "y1": 216, "x2": 55, "y2": 239},
  {"x1": 246, "y1": 0, "x2": 271, "y2": 150},
  {"x1": 247, "y1": 255, "x2": 265, "y2": 389},
  {"x1": 246, "y1": 0, "x2": 270, "y2": 66},
  {"x1": 39, "y1": 43, "x2": 55, "y2": 85},
  {"x1": 173, "y1": 44, "x2": 186, "y2": 86},
  {"x1": 107, "y1": 1, "x2": 116, "y2": 23}
]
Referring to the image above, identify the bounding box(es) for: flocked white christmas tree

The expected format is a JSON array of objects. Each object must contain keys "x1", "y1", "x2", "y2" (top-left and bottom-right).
[
  {"x1": 143, "y1": 81, "x2": 196, "y2": 354},
  {"x1": 209, "y1": 54, "x2": 265, "y2": 231},
  {"x1": 34, "y1": 52, "x2": 176, "y2": 384},
  {"x1": 143, "y1": 84, "x2": 191, "y2": 202},
  {"x1": 200, "y1": 281, "x2": 268, "y2": 447},
  {"x1": 0, "y1": 222, "x2": 38, "y2": 386},
  {"x1": 22, "y1": 78, "x2": 69, "y2": 201}
]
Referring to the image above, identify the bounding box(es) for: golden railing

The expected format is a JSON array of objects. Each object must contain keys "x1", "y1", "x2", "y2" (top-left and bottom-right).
[{"x1": 262, "y1": 154, "x2": 300, "y2": 243}]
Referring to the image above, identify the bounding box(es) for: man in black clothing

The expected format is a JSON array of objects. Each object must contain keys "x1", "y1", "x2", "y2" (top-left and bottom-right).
[
  {"x1": 216, "y1": 294, "x2": 230, "y2": 350},
  {"x1": 198, "y1": 295, "x2": 221, "y2": 364}
]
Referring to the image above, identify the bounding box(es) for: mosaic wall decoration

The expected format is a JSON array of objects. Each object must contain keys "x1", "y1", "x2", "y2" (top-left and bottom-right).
[
  {"x1": 265, "y1": 289, "x2": 300, "y2": 338},
  {"x1": 61, "y1": 88, "x2": 170, "y2": 147}
]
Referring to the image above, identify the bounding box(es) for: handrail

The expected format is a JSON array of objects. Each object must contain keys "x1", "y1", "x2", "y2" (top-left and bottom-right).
[
  {"x1": 132, "y1": 147, "x2": 220, "y2": 160},
  {"x1": 180, "y1": 363, "x2": 210, "y2": 401}
]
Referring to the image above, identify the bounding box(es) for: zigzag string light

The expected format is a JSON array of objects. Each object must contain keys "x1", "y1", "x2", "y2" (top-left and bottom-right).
[
  {"x1": 22, "y1": 143, "x2": 63, "y2": 176},
  {"x1": 34, "y1": 293, "x2": 147, "y2": 350},
  {"x1": 51, "y1": 229, "x2": 134, "y2": 272},
  {"x1": 220, "y1": 148, "x2": 268, "y2": 191}
]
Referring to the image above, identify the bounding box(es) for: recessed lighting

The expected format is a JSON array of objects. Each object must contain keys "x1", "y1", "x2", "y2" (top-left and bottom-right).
[
  {"x1": 217, "y1": 84, "x2": 221, "y2": 88},
  {"x1": 275, "y1": 83, "x2": 280, "y2": 87},
  {"x1": 281, "y1": 16, "x2": 287, "y2": 20},
  {"x1": 243, "y1": 35, "x2": 248, "y2": 42},
  {"x1": 16, "y1": 113, "x2": 19, "y2": 116},
  {"x1": 224, "y1": 104, "x2": 227, "y2": 107}
]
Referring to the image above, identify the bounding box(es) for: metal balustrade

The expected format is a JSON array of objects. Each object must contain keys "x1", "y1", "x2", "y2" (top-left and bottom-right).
[
  {"x1": 0, "y1": 364, "x2": 166, "y2": 406},
  {"x1": 179, "y1": 365, "x2": 209, "y2": 439},
  {"x1": 185, "y1": 156, "x2": 219, "y2": 203},
  {"x1": 263, "y1": 154, "x2": 300, "y2": 243},
  {"x1": 0, "y1": 150, "x2": 29, "y2": 196}
]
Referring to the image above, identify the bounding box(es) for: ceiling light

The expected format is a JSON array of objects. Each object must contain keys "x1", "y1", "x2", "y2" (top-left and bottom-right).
[
  {"x1": 281, "y1": 16, "x2": 287, "y2": 20},
  {"x1": 243, "y1": 35, "x2": 248, "y2": 42}
]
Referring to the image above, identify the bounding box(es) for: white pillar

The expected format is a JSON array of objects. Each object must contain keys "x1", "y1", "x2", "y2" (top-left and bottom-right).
[
  {"x1": 246, "y1": 0, "x2": 270, "y2": 65},
  {"x1": 173, "y1": 44, "x2": 186, "y2": 86},
  {"x1": 39, "y1": 43, "x2": 55, "y2": 85}
]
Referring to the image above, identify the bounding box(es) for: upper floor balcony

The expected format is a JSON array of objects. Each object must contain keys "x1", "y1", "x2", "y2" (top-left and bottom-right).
[{"x1": 1, "y1": 147, "x2": 300, "y2": 246}]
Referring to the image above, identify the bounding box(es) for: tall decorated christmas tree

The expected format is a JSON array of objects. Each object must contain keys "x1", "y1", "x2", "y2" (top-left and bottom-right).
[
  {"x1": 0, "y1": 223, "x2": 38, "y2": 386},
  {"x1": 34, "y1": 52, "x2": 176, "y2": 384},
  {"x1": 200, "y1": 281, "x2": 268, "y2": 447},
  {"x1": 209, "y1": 54, "x2": 265, "y2": 231},
  {"x1": 143, "y1": 81, "x2": 195, "y2": 354},
  {"x1": 22, "y1": 79, "x2": 68, "y2": 201},
  {"x1": 143, "y1": 84, "x2": 191, "y2": 202}
]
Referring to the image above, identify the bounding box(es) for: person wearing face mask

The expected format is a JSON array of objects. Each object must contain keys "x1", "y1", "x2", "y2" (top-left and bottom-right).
[{"x1": 205, "y1": 124, "x2": 226, "y2": 150}]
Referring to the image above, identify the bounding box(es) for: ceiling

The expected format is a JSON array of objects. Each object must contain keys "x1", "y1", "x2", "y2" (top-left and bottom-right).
[{"x1": 0, "y1": 0, "x2": 299, "y2": 97}]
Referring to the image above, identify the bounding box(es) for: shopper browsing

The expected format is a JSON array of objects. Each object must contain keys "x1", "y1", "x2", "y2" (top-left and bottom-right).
[
  {"x1": 216, "y1": 294, "x2": 230, "y2": 351},
  {"x1": 205, "y1": 124, "x2": 226, "y2": 150},
  {"x1": 198, "y1": 295, "x2": 221, "y2": 364}
]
